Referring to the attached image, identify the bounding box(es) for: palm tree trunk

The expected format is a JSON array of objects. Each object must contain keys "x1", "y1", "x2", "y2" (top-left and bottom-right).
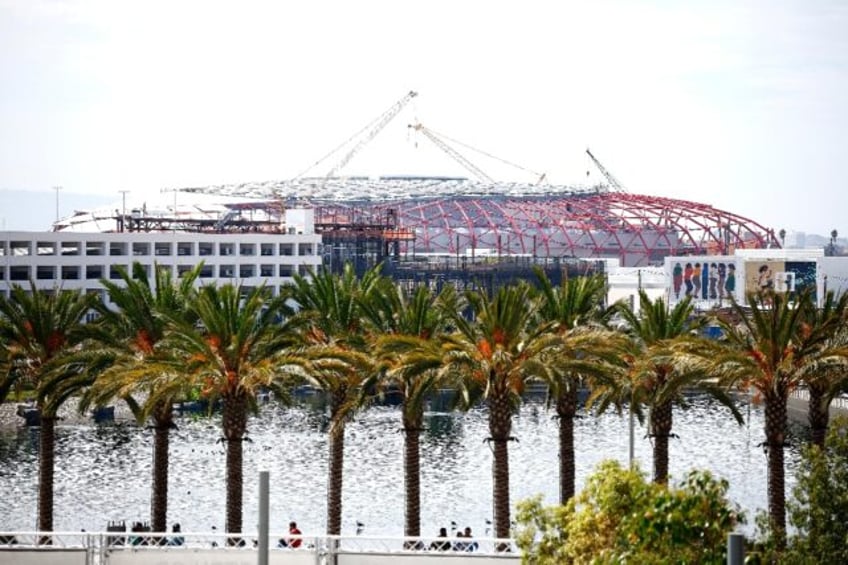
[
  {"x1": 650, "y1": 400, "x2": 673, "y2": 484},
  {"x1": 489, "y1": 391, "x2": 512, "y2": 542},
  {"x1": 556, "y1": 384, "x2": 578, "y2": 504},
  {"x1": 807, "y1": 383, "x2": 829, "y2": 448},
  {"x1": 403, "y1": 411, "x2": 423, "y2": 540},
  {"x1": 151, "y1": 404, "x2": 173, "y2": 534},
  {"x1": 764, "y1": 393, "x2": 788, "y2": 548},
  {"x1": 223, "y1": 394, "x2": 247, "y2": 537},
  {"x1": 37, "y1": 416, "x2": 56, "y2": 533},
  {"x1": 327, "y1": 422, "x2": 345, "y2": 536}
]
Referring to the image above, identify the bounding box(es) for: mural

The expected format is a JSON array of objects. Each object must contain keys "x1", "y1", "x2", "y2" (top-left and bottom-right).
[
  {"x1": 666, "y1": 256, "x2": 738, "y2": 306},
  {"x1": 744, "y1": 260, "x2": 817, "y2": 303}
]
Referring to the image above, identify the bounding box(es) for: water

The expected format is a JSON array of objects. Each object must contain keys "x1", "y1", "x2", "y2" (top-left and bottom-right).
[{"x1": 0, "y1": 394, "x2": 802, "y2": 537}]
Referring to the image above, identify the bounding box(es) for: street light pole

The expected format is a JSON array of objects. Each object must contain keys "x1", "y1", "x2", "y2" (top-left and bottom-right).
[
  {"x1": 53, "y1": 185, "x2": 62, "y2": 224},
  {"x1": 119, "y1": 190, "x2": 130, "y2": 232}
]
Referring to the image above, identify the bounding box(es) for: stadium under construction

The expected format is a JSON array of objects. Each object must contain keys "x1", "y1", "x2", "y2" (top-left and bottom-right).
[{"x1": 51, "y1": 91, "x2": 779, "y2": 290}]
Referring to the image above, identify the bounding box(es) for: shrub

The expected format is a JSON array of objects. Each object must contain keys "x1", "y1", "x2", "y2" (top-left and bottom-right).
[{"x1": 516, "y1": 460, "x2": 743, "y2": 564}]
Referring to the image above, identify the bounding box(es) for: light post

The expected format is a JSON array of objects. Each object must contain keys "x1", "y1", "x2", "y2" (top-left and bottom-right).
[
  {"x1": 830, "y1": 229, "x2": 838, "y2": 256},
  {"x1": 53, "y1": 185, "x2": 62, "y2": 224},
  {"x1": 119, "y1": 190, "x2": 130, "y2": 232}
]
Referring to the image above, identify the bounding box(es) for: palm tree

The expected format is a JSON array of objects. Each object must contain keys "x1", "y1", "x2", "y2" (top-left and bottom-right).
[
  {"x1": 284, "y1": 264, "x2": 381, "y2": 536},
  {"x1": 164, "y1": 283, "x2": 295, "y2": 536},
  {"x1": 79, "y1": 262, "x2": 201, "y2": 533},
  {"x1": 593, "y1": 291, "x2": 742, "y2": 484},
  {"x1": 711, "y1": 288, "x2": 845, "y2": 546},
  {"x1": 362, "y1": 279, "x2": 459, "y2": 540},
  {"x1": 533, "y1": 269, "x2": 612, "y2": 503},
  {"x1": 798, "y1": 290, "x2": 848, "y2": 448},
  {"x1": 441, "y1": 281, "x2": 558, "y2": 541},
  {"x1": 0, "y1": 283, "x2": 94, "y2": 532}
]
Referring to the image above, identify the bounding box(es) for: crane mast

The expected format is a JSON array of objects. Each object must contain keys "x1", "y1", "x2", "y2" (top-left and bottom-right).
[{"x1": 586, "y1": 148, "x2": 627, "y2": 193}]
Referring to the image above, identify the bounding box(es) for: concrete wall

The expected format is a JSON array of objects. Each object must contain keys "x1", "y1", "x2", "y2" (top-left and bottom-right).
[{"x1": 0, "y1": 549, "x2": 86, "y2": 565}]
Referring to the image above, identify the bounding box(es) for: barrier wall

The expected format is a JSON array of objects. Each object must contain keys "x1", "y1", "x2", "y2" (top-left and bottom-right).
[
  {"x1": 0, "y1": 549, "x2": 87, "y2": 565},
  {"x1": 105, "y1": 548, "x2": 315, "y2": 565}
]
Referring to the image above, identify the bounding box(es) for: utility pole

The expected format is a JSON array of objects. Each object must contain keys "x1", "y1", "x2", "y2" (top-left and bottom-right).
[
  {"x1": 53, "y1": 185, "x2": 62, "y2": 224},
  {"x1": 119, "y1": 190, "x2": 130, "y2": 233}
]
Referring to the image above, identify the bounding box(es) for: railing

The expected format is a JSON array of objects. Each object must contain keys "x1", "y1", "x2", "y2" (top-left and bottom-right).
[
  {"x1": 790, "y1": 389, "x2": 848, "y2": 412},
  {"x1": 0, "y1": 531, "x2": 520, "y2": 565}
]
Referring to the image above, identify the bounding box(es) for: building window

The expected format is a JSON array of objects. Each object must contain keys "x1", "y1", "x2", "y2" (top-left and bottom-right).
[
  {"x1": 11, "y1": 241, "x2": 31, "y2": 256},
  {"x1": 10, "y1": 266, "x2": 30, "y2": 280},
  {"x1": 260, "y1": 264, "x2": 274, "y2": 277},
  {"x1": 61, "y1": 266, "x2": 80, "y2": 280},
  {"x1": 220, "y1": 265, "x2": 235, "y2": 278},
  {"x1": 279, "y1": 243, "x2": 294, "y2": 256},
  {"x1": 133, "y1": 242, "x2": 151, "y2": 256},
  {"x1": 240, "y1": 244, "x2": 256, "y2": 256},
  {"x1": 61, "y1": 242, "x2": 81, "y2": 256},
  {"x1": 278, "y1": 265, "x2": 294, "y2": 277},
  {"x1": 37, "y1": 266, "x2": 55, "y2": 280},
  {"x1": 37, "y1": 242, "x2": 56, "y2": 256},
  {"x1": 199, "y1": 242, "x2": 214, "y2": 256},
  {"x1": 240, "y1": 264, "x2": 256, "y2": 278},
  {"x1": 220, "y1": 243, "x2": 235, "y2": 256},
  {"x1": 177, "y1": 242, "x2": 194, "y2": 256},
  {"x1": 86, "y1": 265, "x2": 104, "y2": 280},
  {"x1": 260, "y1": 243, "x2": 275, "y2": 256},
  {"x1": 155, "y1": 242, "x2": 172, "y2": 256},
  {"x1": 110, "y1": 242, "x2": 127, "y2": 256},
  {"x1": 86, "y1": 242, "x2": 105, "y2": 256}
]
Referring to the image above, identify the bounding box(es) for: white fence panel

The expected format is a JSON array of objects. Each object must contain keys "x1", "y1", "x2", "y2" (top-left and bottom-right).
[
  {"x1": 0, "y1": 549, "x2": 87, "y2": 565},
  {"x1": 338, "y1": 556, "x2": 520, "y2": 565},
  {"x1": 105, "y1": 548, "x2": 317, "y2": 565}
]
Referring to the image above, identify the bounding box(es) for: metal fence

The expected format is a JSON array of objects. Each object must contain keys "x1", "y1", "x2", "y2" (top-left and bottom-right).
[{"x1": 0, "y1": 531, "x2": 520, "y2": 565}]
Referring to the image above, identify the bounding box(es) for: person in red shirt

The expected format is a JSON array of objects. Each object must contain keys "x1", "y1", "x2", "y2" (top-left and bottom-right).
[{"x1": 278, "y1": 521, "x2": 302, "y2": 548}]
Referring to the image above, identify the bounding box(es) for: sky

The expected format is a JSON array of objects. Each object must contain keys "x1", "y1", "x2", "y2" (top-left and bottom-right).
[{"x1": 1, "y1": 0, "x2": 847, "y2": 234}]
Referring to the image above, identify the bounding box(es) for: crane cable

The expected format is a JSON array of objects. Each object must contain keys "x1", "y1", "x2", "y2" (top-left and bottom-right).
[{"x1": 423, "y1": 126, "x2": 546, "y2": 182}]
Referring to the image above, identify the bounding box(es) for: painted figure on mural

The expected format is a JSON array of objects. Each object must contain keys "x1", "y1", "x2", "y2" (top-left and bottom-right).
[
  {"x1": 725, "y1": 264, "x2": 736, "y2": 296},
  {"x1": 684, "y1": 262, "x2": 694, "y2": 296},
  {"x1": 709, "y1": 263, "x2": 718, "y2": 299},
  {"x1": 717, "y1": 263, "x2": 727, "y2": 299},
  {"x1": 673, "y1": 262, "x2": 683, "y2": 298},
  {"x1": 692, "y1": 262, "x2": 702, "y2": 297},
  {"x1": 758, "y1": 264, "x2": 774, "y2": 291}
]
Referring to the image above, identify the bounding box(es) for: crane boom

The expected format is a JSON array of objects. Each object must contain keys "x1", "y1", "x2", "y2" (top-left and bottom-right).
[
  {"x1": 586, "y1": 148, "x2": 627, "y2": 193},
  {"x1": 409, "y1": 123, "x2": 494, "y2": 183},
  {"x1": 322, "y1": 91, "x2": 418, "y2": 181}
]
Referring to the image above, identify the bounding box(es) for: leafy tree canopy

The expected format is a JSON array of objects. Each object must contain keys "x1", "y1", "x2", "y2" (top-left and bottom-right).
[{"x1": 515, "y1": 460, "x2": 743, "y2": 564}]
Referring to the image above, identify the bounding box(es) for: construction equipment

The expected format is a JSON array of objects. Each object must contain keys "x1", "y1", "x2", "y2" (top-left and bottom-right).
[
  {"x1": 408, "y1": 123, "x2": 494, "y2": 183},
  {"x1": 586, "y1": 148, "x2": 628, "y2": 193},
  {"x1": 295, "y1": 91, "x2": 418, "y2": 183}
]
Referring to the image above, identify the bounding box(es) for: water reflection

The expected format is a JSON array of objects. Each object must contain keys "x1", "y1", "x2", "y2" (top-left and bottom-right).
[{"x1": 0, "y1": 395, "x2": 800, "y2": 536}]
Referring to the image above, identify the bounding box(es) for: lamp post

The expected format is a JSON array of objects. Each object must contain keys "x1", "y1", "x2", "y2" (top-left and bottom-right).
[
  {"x1": 53, "y1": 185, "x2": 62, "y2": 224},
  {"x1": 830, "y1": 229, "x2": 838, "y2": 256},
  {"x1": 119, "y1": 190, "x2": 129, "y2": 232}
]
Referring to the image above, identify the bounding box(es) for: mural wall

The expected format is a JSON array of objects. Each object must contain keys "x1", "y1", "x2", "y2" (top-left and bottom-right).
[
  {"x1": 665, "y1": 255, "x2": 819, "y2": 307},
  {"x1": 665, "y1": 255, "x2": 739, "y2": 307}
]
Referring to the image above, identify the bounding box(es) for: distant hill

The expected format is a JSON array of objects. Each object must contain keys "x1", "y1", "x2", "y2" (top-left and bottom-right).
[{"x1": 0, "y1": 190, "x2": 114, "y2": 231}]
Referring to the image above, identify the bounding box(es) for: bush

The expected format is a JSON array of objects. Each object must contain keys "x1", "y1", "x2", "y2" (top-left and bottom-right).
[
  {"x1": 784, "y1": 417, "x2": 848, "y2": 564},
  {"x1": 515, "y1": 460, "x2": 743, "y2": 564}
]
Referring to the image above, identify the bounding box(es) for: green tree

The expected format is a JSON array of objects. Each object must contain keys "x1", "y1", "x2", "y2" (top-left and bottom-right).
[
  {"x1": 363, "y1": 280, "x2": 459, "y2": 540},
  {"x1": 165, "y1": 283, "x2": 295, "y2": 536},
  {"x1": 533, "y1": 269, "x2": 613, "y2": 503},
  {"x1": 798, "y1": 290, "x2": 848, "y2": 447},
  {"x1": 712, "y1": 288, "x2": 844, "y2": 546},
  {"x1": 442, "y1": 281, "x2": 558, "y2": 540},
  {"x1": 79, "y1": 262, "x2": 201, "y2": 533},
  {"x1": 515, "y1": 460, "x2": 742, "y2": 564},
  {"x1": 285, "y1": 264, "x2": 381, "y2": 536},
  {"x1": 785, "y1": 417, "x2": 848, "y2": 563},
  {"x1": 593, "y1": 291, "x2": 742, "y2": 484},
  {"x1": 0, "y1": 283, "x2": 94, "y2": 532}
]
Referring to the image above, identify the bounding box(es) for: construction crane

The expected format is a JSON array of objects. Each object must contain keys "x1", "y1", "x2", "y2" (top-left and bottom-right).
[
  {"x1": 586, "y1": 148, "x2": 628, "y2": 193},
  {"x1": 408, "y1": 123, "x2": 494, "y2": 183},
  {"x1": 298, "y1": 91, "x2": 418, "y2": 184}
]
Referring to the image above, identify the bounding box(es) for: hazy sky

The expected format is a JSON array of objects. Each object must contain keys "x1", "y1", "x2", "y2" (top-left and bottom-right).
[{"x1": 1, "y1": 0, "x2": 846, "y2": 234}]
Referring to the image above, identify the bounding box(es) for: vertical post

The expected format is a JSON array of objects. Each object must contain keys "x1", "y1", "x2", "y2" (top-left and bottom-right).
[
  {"x1": 727, "y1": 532, "x2": 744, "y2": 565},
  {"x1": 629, "y1": 404, "x2": 635, "y2": 466},
  {"x1": 119, "y1": 190, "x2": 129, "y2": 233},
  {"x1": 258, "y1": 471, "x2": 269, "y2": 565},
  {"x1": 53, "y1": 185, "x2": 62, "y2": 224}
]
